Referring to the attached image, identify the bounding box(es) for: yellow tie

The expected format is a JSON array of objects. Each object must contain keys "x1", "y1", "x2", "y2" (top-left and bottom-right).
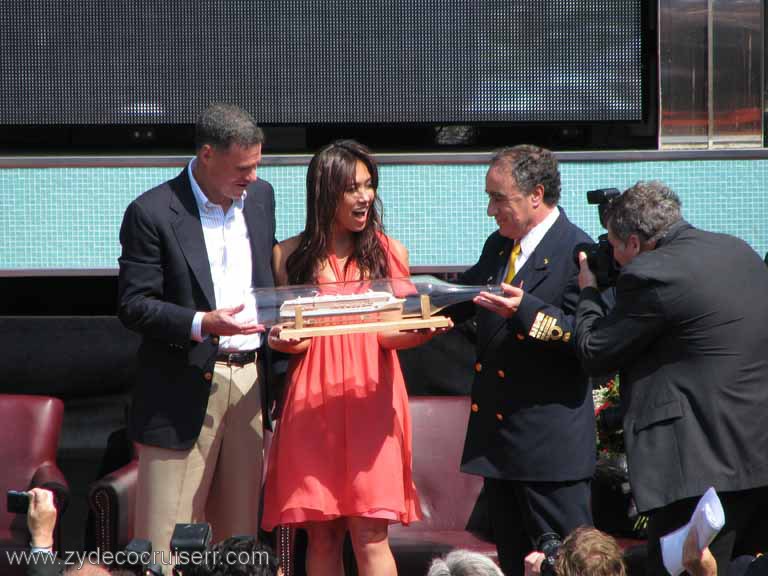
[{"x1": 503, "y1": 242, "x2": 521, "y2": 284}]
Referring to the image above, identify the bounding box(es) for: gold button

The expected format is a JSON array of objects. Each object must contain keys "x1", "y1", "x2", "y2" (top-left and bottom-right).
[
  {"x1": 474, "y1": 362, "x2": 482, "y2": 373},
  {"x1": 496, "y1": 413, "x2": 503, "y2": 421},
  {"x1": 211, "y1": 336, "x2": 219, "y2": 346},
  {"x1": 497, "y1": 370, "x2": 505, "y2": 378},
  {"x1": 471, "y1": 403, "x2": 479, "y2": 413},
  {"x1": 516, "y1": 333, "x2": 525, "y2": 341},
  {"x1": 204, "y1": 372, "x2": 213, "y2": 381}
]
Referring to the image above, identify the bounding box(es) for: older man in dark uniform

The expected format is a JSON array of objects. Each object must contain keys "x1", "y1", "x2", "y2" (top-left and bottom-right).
[
  {"x1": 451, "y1": 145, "x2": 596, "y2": 576},
  {"x1": 575, "y1": 181, "x2": 768, "y2": 576}
]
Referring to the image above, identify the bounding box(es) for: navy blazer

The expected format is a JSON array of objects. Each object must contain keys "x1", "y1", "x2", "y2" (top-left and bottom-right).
[
  {"x1": 455, "y1": 210, "x2": 596, "y2": 482},
  {"x1": 576, "y1": 221, "x2": 768, "y2": 512},
  {"x1": 118, "y1": 167, "x2": 277, "y2": 450}
]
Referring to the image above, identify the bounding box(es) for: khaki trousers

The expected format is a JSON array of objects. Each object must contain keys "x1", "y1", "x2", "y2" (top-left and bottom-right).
[{"x1": 134, "y1": 359, "x2": 263, "y2": 571}]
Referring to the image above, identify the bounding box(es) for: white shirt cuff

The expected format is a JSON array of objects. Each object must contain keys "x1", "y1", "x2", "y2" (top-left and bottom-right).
[{"x1": 191, "y1": 312, "x2": 205, "y2": 342}]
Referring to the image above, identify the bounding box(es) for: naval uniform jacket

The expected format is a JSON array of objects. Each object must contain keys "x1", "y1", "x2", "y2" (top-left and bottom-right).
[
  {"x1": 456, "y1": 211, "x2": 596, "y2": 482},
  {"x1": 118, "y1": 167, "x2": 277, "y2": 450},
  {"x1": 576, "y1": 221, "x2": 768, "y2": 512}
]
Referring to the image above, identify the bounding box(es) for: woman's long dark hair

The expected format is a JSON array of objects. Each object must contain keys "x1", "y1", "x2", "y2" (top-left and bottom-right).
[{"x1": 286, "y1": 140, "x2": 390, "y2": 284}]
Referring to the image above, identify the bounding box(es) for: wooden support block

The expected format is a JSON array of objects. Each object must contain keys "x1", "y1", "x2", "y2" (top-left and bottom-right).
[
  {"x1": 420, "y1": 294, "x2": 431, "y2": 319},
  {"x1": 278, "y1": 315, "x2": 452, "y2": 339}
]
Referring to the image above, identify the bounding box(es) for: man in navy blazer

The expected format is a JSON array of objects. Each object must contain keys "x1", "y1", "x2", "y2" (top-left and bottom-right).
[
  {"x1": 118, "y1": 103, "x2": 276, "y2": 567},
  {"x1": 575, "y1": 182, "x2": 768, "y2": 576},
  {"x1": 452, "y1": 145, "x2": 595, "y2": 576}
]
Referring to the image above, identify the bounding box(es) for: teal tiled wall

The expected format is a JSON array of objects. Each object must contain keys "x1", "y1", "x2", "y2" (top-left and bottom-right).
[{"x1": 1, "y1": 159, "x2": 767, "y2": 270}]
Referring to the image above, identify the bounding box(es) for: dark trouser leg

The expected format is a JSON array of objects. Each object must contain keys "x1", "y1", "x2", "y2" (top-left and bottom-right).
[
  {"x1": 486, "y1": 477, "x2": 531, "y2": 576},
  {"x1": 520, "y1": 480, "x2": 594, "y2": 543},
  {"x1": 486, "y1": 478, "x2": 593, "y2": 576}
]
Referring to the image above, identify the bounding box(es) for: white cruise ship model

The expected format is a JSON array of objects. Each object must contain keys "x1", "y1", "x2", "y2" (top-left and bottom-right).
[{"x1": 279, "y1": 290, "x2": 405, "y2": 321}]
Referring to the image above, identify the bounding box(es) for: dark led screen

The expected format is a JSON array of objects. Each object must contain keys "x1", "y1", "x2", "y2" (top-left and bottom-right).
[{"x1": 1, "y1": 1, "x2": 644, "y2": 125}]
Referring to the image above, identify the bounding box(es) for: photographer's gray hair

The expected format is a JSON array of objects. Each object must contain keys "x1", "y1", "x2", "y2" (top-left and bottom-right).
[
  {"x1": 427, "y1": 550, "x2": 504, "y2": 576},
  {"x1": 606, "y1": 181, "x2": 682, "y2": 243}
]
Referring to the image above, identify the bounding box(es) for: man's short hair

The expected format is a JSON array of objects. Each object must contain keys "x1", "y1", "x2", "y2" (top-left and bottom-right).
[
  {"x1": 196, "y1": 536, "x2": 279, "y2": 576},
  {"x1": 489, "y1": 144, "x2": 561, "y2": 206},
  {"x1": 555, "y1": 527, "x2": 626, "y2": 576},
  {"x1": 194, "y1": 103, "x2": 264, "y2": 151},
  {"x1": 606, "y1": 181, "x2": 682, "y2": 244},
  {"x1": 427, "y1": 549, "x2": 504, "y2": 576}
]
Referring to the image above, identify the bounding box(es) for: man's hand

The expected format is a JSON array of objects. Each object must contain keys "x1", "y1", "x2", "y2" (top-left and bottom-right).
[
  {"x1": 27, "y1": 488, "x2": 57, "y2": 548},
  {"x1": 682, "y1": 528, "x2": 717, "y2": 576},
  {"x1": 524, "y1": 551, "x2": 545, "y2": 576},
  {"x1": 474, "y1": 282, "x2": 523, "y2": 318},
  {"x1": 202, "y1": 304, "x2": 265, "y2": 337},
  {"x1": 578, "y1": 252, "x2": 598, "y2": 290}
]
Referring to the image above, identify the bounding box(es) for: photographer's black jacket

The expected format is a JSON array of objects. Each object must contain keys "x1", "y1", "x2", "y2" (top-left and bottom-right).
[
  {"x1": 452, "y1": 210, "x2": 596, "y2": 482},
  {"x1": 576, "y1": 220, "x2": 768, "y2": 512}
]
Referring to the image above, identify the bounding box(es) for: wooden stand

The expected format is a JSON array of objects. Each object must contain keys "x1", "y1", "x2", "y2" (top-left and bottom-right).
[{"x1": 278, "y1": 293, "x2": 452, "y2": 338}]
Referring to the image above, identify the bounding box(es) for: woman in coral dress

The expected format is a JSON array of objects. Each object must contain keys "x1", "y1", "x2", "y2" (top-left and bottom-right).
[{"x1": 262, "y1": 140, "x2": 446, "y2": 576}]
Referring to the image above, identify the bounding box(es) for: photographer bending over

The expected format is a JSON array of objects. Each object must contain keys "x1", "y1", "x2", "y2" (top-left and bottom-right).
[{"x1": 574, "y1": 181, "x2": 768, "y2": 576}]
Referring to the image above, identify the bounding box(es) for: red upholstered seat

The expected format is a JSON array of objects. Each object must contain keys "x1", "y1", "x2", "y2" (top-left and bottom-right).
[
  {"x1": 389, "y1": 396, "x2": 496, "y2": 573},
  {"x1": 0, "y1": 394, "x2": 70, "y2": 576},
  {"x1": 88, "y1": 445, "x2": 139, "y2": 552}
]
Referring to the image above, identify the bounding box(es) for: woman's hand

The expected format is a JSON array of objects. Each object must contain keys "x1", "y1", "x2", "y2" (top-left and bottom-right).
[
  {"x1": 378, "y1": 319, "x2": 454, "y2": 350},
  {"x1": 267, "y1": 325, "x2": 311, "y2": 354}
]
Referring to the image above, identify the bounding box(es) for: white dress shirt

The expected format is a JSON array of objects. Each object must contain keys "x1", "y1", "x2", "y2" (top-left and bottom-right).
[
  {"x1": 502, "y1": 206, "x2": 560, "y2": 281},
  {"x1": 188, "y1": 160, "x2": 261, "y2": 351}
]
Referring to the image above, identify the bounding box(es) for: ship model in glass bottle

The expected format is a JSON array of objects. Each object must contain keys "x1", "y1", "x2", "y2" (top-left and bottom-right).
[{"x1": 251, "y1": 275, "x2": 503, "y2": 338}]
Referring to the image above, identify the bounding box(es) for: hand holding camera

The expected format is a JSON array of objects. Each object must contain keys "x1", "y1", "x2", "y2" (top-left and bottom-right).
[{"x1": 26, "y1": 488, "x2": 57, "y2": 548}]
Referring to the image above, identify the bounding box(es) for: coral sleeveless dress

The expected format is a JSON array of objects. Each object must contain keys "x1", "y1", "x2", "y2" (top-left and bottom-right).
[{"x1": 261, "y1": 237, "x2": 422, "y2": 530}]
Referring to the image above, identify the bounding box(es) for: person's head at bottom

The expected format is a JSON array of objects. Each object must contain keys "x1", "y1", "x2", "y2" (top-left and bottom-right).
[
  {"x1": 187, "y1": 536, "x2": 281, "y2": 576},
  {"x1": 427, "y1": 549, "x2": 503, "y2": 576},
  {"x1": 554, "y1": 527, "x2": 626, "y2": 576}
]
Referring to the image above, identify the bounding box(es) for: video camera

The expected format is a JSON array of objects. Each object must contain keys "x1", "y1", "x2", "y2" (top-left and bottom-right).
[{"x1": 573, "y1": 188, "x2": 622, "y2": 289}]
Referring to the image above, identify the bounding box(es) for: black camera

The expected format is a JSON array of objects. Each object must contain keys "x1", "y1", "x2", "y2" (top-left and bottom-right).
[
  {"x1": 573, "y1": 188, "x2": 622, "y2": 289},
  {"x1": 7, "y1": 490, "x2": 30, "y2": 514},
  {"x1": 537, "y1": 532, "x2": 563, "y2": 576}
]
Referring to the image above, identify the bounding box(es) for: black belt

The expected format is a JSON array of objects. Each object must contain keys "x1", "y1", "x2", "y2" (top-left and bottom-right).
[{"x1": 215, "y1": 350, "x2": 257, "y2": 366}]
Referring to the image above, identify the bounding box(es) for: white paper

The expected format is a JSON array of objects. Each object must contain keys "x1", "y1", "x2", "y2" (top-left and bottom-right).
[{"x1": 661, "y1": 487, "x2": 725, "y2": 576}]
